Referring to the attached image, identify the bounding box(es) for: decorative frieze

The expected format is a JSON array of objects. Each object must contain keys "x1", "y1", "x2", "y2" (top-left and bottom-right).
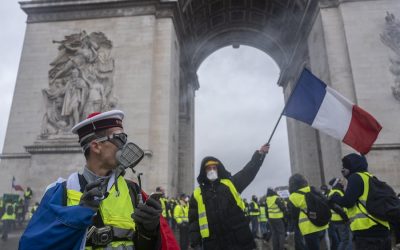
[
  {"x1": 381, "y1": 12, "x2": 400, "y2": 101},
  {"x1": 41, "y1": 31, "x2": 117, "y2": 137}
]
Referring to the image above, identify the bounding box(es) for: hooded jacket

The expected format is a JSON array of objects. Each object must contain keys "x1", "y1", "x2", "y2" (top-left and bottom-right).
[
  {"x1": 330, "y1": 153, "x2": 389, "y2": 238},
  {"x1": 189, "y1": 151, "x2": 266, "y2": 250}
]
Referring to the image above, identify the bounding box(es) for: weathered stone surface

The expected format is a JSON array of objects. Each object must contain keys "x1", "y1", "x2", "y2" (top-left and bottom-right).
[{"x1": 1, "y1": 0, "x2": 400, "y2": 201}]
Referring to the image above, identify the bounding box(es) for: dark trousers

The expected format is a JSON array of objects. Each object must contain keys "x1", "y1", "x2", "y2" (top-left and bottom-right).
[
  {"x1": 179, "y1": 223, "x2": 189, "y2": 250},
  {"x1": 270, "y1": 218, "x2": 286, "y2": 250},
  {"x1": 1, "y1": 219, "x2": 13, "y2": 241},
  {"x1": 332, "y1": 223, "x2": 352, "y2": 250},
  {"x1": 304, "y1": 230, "x2": 324, "y2": 250},
  {"x1": 329, "y1": 223, "x2": 340, "y2": 250},
  {"x1": 354, "y1": 236, "x2": 391, "y2": 250},
  {"x1": 294, "y1": 224, "x2": 309, "y2": 250},
  {"x1": 250, "y1": 216, "x2": 259, "y2": 238}
]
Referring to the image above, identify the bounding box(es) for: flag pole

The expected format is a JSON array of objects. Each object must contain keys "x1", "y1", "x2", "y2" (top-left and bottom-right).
[{"x1": 265, "y1": 64, "x2": 308, "y2": 145}]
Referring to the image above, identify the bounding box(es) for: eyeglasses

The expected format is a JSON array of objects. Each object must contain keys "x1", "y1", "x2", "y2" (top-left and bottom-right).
[{"x1": 96, "y1": 133, "x2": 128, "y2": 147}]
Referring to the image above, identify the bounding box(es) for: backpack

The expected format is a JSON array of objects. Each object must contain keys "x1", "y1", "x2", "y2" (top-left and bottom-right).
[
  {"x1": 359, "y1": 172, "x2": 400, "y2": 223},
  {"x1": 296, "y1": 186, "x2": 332, "y2": 227},
  {"x1": 6, "y1": 204, "x2": 14, "y2": 215}
]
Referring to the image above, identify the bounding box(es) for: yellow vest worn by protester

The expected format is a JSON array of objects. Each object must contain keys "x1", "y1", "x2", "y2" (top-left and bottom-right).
[
  {"x1": 289, "y1": 186, "x2": 329, "y2": 236},
  {"x1": 267, "y1": 195, "x2": 284, "y2": 219},
  {"x1": 249, "y1": 201, "x2": 260, "y2": 216},
  {"x1": 192, "y1": 179, "x2": 245, "y2": 238},
  {"x1": 160, "y1": 197, "x2": 168, "y2": 218},
  {"x1": 258, "y1": 205, "x2": 268, "y2": 223},
  {"x1": 1, "y1": 203, "x2": 16, "y2": 221},
  {"x1": 328, "y1": 189, "x2": 347, "y2": 222},
  {"x1": 347, "y1": 172, "x2": 390, "y2": 232},
  {"x1": 173, "y1": 202, "x2": 189, "y2": 224},
  {"x1": 66, "y1": 172, "x2": 135, "y2": 250}
]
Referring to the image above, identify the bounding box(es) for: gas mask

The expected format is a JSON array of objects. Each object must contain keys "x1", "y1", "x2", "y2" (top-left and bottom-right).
[
  {"x1": 96, "y1": 132, "x2": 145, "y2": 195},
  {"x1": 96, "y1": 132, "x2": 144, "y2": 170},
  {"x1": 206, "y1": 170, "x2": 218, "y2": 181}
]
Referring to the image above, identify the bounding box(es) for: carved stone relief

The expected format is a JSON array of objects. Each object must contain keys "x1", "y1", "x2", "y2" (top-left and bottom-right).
[
  {"x1": 381, "y1": 12, "x2": 400, "y2": 101},
  {"x1": 41, "y1": 31, "x2": 117, "y2": 137}
]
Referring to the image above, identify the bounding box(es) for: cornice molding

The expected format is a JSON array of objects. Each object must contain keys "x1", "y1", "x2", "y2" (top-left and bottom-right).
[
  {"x1": 371, "y1": 143, "x2": 400, "y2": 150},
  {"x1": 0, "y1": 153, "x2": 32, "y2": 159}
]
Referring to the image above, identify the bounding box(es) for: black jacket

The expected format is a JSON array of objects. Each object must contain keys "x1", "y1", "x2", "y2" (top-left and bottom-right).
[{"x1": 189, "y1": 151, "x2": 266, "y2": 250}]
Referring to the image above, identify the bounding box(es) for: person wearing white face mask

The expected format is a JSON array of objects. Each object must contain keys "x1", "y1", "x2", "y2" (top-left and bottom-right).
[{"x1": 188, "y1": 144, "x2": 270, "y2": 250}]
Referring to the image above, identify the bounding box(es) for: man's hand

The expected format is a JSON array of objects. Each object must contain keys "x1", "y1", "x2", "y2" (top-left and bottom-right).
[
  {"x1": 79, "y1": 179, "x2": 105, "y2": 211},
  {"x1": 258, "y1": 144, "x2": 270, "y2": 155},
  {"x1": 132, "y1": 197, "x2": 162, "y2": 234}
]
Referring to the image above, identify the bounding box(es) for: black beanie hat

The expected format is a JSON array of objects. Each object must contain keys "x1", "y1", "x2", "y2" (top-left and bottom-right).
[{"x1": 342, "y1": 153, "x2": 368, "y2": 174}]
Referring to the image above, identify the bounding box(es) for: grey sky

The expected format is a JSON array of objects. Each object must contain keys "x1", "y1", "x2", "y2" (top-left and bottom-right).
[
  {"x1": 196, "y1": 46, "x2": 291, "y2": 199},
  {"x1": 0, "y1": 1, "x2": 291, "y2": 199},
  {"x1": 0, "y1": 1, "x2": 26, "y2": 152}
]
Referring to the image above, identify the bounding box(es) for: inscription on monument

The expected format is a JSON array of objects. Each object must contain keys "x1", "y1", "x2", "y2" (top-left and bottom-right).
[
  {"x1": 41, "y1": 31, "x2": 116, "y2": 137},
  {"x1": 381, "y1": 12, "x2": 400, "y2": 101}
]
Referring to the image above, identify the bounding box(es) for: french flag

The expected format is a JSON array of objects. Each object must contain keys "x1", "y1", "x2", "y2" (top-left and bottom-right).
[{"x1": 283, "y1": 68, "x2": 382, "y2": 154}]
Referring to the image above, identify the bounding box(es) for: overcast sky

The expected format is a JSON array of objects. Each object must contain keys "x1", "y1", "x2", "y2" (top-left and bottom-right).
[{"x1": 0, "y1": 1, "x2": 291, "y2": 199}]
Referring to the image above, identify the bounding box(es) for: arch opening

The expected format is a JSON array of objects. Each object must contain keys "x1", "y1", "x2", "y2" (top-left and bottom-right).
[{"x1": 195, "y1": 45, "x2": 291, "y2": 198}]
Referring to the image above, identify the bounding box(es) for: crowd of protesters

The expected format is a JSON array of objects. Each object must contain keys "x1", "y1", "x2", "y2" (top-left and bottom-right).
[{"x1": 0, "y1": 187, "x2": 38, "y2": 241}]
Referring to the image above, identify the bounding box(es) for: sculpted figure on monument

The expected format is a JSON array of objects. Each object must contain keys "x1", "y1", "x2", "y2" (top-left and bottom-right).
[
  {"x1": 381, "y1": 12, "x2": 400, "y2": 101},
  {"x1": 61, "y1": 68, "x2": 88, "y2": 128},
  {"x1": 41, "y1": 79, "x2": 69, "y2": 136},
  {"x1": 41, "y1": 31, "x2": 117, "y2": 136}
]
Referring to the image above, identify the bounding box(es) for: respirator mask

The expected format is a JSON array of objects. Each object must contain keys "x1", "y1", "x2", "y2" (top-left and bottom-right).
[
  {"x1": 206, "y1": 170, "x2": 218, "y2": 181},
  {"x1": 96, "y1": 132, "x2": 144, "y2": 170},
  {"x1": 95, "y1": 132, "x2": 145, "y2": 195}
]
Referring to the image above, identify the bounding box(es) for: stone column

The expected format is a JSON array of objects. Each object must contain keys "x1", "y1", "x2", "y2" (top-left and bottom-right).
[{"x1": 177, "y1": 67, "x2": 197, "y2": 195}]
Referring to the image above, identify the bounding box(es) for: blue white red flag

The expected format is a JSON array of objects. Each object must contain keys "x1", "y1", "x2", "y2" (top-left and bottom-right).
[
  {"x1": 12, "y1": 176, "x2": 24, "y2": 192},
  {"x1": 283, "y1": 68, "x2": 382, "y2": 154}
]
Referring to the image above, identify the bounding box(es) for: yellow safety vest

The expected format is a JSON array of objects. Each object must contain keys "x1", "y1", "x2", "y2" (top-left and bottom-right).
[
  {"x1": 67, "y1": 175, "x2": 135, "y2": 250},
  {"x1": 160, "y1": 197, "x2": 168, "y2": 218},
  {"x1": 289, "y1": 186, "x2": 329, "y2": 236},
  {"x1": 258, "y1": 205, "x2": 268, "y2": 222},
  {"x1": 328, "y1": 189, "x2": 347, "y2": 222},
  {"x1": 1, "y1": 204, "x2": 16, "y2": 221},
  {"x1": 267, "y1": 195, "x2": 284, "y2": 219},
  {"x1": 192, "y1": 179, "x2": 245, "y2": 238},
  {"x1": 174, "y1": 203, "x2": 189, "y2": 224},
  {"x1": 347, "y1": 172, "x2": 390, "y2": 232},
  {"x1": 249, "y1": 201, "x2": 260, "y2": 216},
  {"x1": 24, "y1": 190, "x2": 32, "y2": 199}
]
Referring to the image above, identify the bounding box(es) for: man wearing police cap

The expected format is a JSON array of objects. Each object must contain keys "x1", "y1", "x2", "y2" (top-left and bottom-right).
[{"x1": 20, "y1": 110, "x2": 165, "y2": 250}]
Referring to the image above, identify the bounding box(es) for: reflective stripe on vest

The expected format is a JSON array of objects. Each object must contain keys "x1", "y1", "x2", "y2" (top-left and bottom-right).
[
  {"x1": 267, "y1": 195, "x2": 284, "y2": 219},
  {"x1": 258, "y1": 205, "x2": 267, "y2": 222},
  {"x1": 348, "y1": 172, "x2": 389, "y2": 232},
  {"x1": 66, "y1": 173, "x2": 135, "y2": 249},
  {"x1": 250, "y1": 201, "x2": 260, "y2": 216},
  {"x1": 328, "y1": 189, "x2": 346, "y2": 222},
  {"x1": 192, "y1": 179, "x2": 244, "y2": 238},
  {"x1": 289, "y1": 186, "x2": 328, "y2": 236}
]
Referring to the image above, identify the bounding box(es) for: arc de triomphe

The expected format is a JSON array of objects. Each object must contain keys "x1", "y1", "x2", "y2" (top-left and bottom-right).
[{"x1": 1, "y1": 0, "x2": 399, "y2": 199}]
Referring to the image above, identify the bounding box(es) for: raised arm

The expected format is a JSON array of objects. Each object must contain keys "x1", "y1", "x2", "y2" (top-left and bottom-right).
[{"x1": 231, "y1": 144, "x2": 270, "y2": 193}]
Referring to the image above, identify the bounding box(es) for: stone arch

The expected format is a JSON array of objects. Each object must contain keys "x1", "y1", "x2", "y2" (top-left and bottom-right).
[{"x1": 177, "y1": 0, "x2": 322, "y2": 193}]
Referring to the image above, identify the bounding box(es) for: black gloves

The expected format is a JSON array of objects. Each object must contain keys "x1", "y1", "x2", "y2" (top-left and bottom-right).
[
  {"x1": 132, "y1": 197, "x2": 162, "y2": 235},
  {"x1": 79, "y1": 179, "x2": 105, "y2": 211}
]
